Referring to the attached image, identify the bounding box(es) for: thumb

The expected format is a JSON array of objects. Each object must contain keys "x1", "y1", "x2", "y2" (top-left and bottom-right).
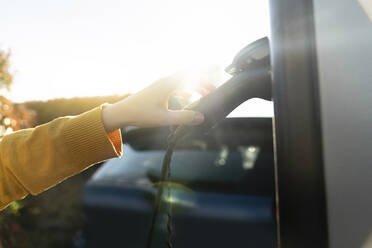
[{"x1": 166, "y1": 110, "x2": 205, "y2": 126}]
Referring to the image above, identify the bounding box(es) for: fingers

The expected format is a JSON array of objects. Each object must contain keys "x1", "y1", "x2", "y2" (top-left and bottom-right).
[
  {"x1": 150, "y1": 73, "x2": 216, "y2": 98},
  {"x1": 187, "y1": 80, "x2": 217, "y2": 96},
  {"x1": 165, "y1": 110, "x2": 205, "y2": 126},
  {"x1": 172, "y1": 90, "x2": 192, "y2": 98}
]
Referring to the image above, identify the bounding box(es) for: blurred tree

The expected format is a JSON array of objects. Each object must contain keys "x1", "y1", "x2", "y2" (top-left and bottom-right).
[
  {"x1": 0, "y1": 50, "x2": 35, "y2": 137},
  {"x1": 0, "y1": 49, "x2": 35, "y2": 248},
  {"x1": 0, "y1": 49, "x2": 130, "y2": 248},
  {"x1": 0, "y1": 50, "x2": 12, "y2": 91},
  {"x1": 0, "y1": 49, "x2": 131, "y2": 248}
]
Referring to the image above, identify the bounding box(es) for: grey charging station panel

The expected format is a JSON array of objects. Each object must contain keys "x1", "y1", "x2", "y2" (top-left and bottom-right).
[
  {"x1": 314, "y1": 0, "x2": 372, "y2": 247},
  {"x1": 269, "y1": 0, "x2": 328, "y2": 247},
  {"x1": 270, "y1": 0, "x2": 372, "y2": 247}
]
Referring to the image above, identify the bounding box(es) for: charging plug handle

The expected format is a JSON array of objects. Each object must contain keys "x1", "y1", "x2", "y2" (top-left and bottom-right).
[
  {"x1": 187, "y1": 66, "x2": 271, "y2": 132},
  {"x1": 185, "y1": 37, "x2": 272, "y2": 132}
]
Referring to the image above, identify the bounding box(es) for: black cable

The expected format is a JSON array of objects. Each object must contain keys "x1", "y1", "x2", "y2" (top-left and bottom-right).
[
  {"x1": 145, "y1": 126, "x2": 186, "y2": 248},
  {"x1": 166, "y1": 170, "x2": 173, "y2": 248}
]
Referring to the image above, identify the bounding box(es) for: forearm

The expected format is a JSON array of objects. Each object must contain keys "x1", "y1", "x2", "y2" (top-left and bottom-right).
[
  {"x1": 101, "y1": 102, "x2": 131, "y2": 133},
  {"x1": 0, "y1": 105, "x2": 121, "y2": 210},
  {"x1": 0, "y1": 73, "x2": 213, "y2": 210}
]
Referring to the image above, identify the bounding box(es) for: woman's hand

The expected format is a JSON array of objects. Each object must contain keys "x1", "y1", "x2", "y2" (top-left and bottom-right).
[{"x1": 101, "y1": 74, "x2": 215, "y2": 133}]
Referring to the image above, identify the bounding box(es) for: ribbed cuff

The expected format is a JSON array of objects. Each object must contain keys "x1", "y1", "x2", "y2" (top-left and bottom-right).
[{"x1": 62, "y1": 104, "x2": 122, "y2": 171}]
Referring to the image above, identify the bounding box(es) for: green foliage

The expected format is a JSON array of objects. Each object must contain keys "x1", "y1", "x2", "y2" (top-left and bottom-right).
[
  {"x1": 0, "y1": 51, "x2": 35, "y2": 137},
  {"x1": 0, "y1": 50, "x2": 35, "y2": 248},
  {"x1": 6, "y1": 202, "x2": 23, "y2": 216},
  {"x1": 0, "y1": 201, "x2": 27, "y2": 248},
  {"x1": 0, "y1": 202, "x2": 23, "y2": 224},
  {"x1": 0, "y1": 50, "x2": 13, "y2": 91},
  {"x1": 0, "y1": 49, "x2": 130, "y2": 247}
]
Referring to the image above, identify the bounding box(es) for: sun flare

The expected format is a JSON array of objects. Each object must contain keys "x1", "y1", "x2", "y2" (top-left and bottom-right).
[{"x1": 1, "y1": 0, "x2": 271, "y2": 116}]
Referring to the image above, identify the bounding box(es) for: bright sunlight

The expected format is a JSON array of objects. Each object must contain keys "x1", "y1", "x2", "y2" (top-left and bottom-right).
[{"x1": 0, "y1": 0, "x2": 272, "y2": 116}]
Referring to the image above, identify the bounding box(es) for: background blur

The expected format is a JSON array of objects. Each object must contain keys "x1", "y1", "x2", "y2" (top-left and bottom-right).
[{"x1": 0, "y1": 0, "x2": 271, "y2": 247}]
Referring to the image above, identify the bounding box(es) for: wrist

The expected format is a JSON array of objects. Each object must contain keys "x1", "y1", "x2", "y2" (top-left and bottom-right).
[
  {"x1": 102, "y1": 103, "x2": 120, "y2": 133},
  {"x1": 101, "y1": 101, "x2": 134, "y2": 133}
]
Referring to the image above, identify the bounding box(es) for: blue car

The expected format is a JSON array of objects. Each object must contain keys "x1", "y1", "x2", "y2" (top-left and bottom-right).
[{"x1": 81, "y1": 117, "x2": 276, "y2": 248}]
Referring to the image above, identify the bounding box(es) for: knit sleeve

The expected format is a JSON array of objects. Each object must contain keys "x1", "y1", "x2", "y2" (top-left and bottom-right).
[{"x1": 0, "y1": 104, "x2": 122, "y2": 210}]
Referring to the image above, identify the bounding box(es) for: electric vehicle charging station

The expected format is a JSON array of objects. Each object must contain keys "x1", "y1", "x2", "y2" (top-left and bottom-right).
[
  {"x1": 270, "y1": 0, "x2": 372, "y2": 247},
  {"x1": 80, "y1": 0, "x2": 372, "y2": 247}
]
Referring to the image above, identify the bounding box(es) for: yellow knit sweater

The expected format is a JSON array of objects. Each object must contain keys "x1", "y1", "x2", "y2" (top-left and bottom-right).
[{"x1": 0, "y1": 105, "x2": 122, "y2": 210}]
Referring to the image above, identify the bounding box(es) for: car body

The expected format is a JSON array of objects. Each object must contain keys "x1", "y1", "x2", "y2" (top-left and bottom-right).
[{"x1": 81, "y1": 117, "x2": 276, "y2": 248}]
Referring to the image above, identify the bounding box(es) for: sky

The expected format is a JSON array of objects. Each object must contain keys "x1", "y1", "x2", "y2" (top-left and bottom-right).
[{"x1": 0, "y1": 0, "x2": 272, "y2": 116}]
